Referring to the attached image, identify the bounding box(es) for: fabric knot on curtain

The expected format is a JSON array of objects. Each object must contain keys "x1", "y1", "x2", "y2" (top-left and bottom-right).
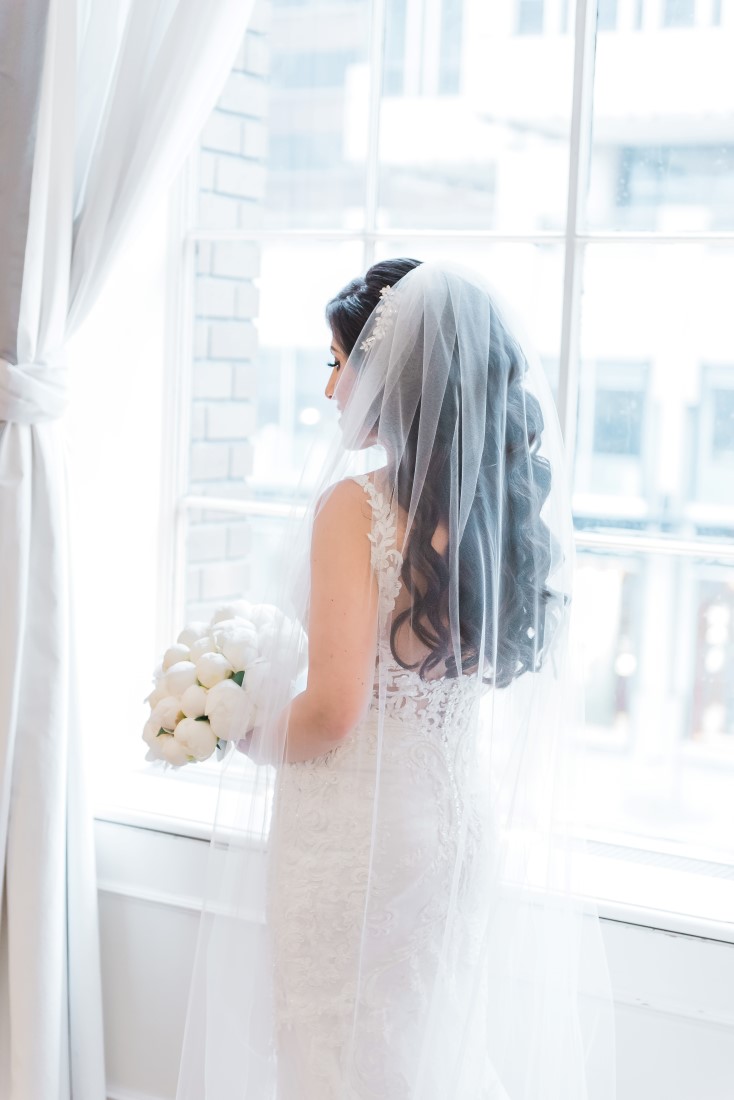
[{"x1": 0, "y1": 354, "x2": 69, "y2": 425}]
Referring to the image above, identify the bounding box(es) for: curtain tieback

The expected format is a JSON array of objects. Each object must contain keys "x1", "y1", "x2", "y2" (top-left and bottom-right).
[{"x1": 0, "y1": 354, "x2": 69, "y2": 425}]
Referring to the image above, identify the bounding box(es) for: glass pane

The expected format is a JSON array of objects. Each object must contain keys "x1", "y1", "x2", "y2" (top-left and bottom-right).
[
  {"x1": 373, "y1": 239, "x2": 564, "y2": 393},
  {"x1": 376, "y1": 4, "x2": 573, "y2": 232},
  {"x1": 185, "y1": 509, "x2": 294, "y2": 624},
  {"x1": 574, "y1": 244, "x2": 734, "y2": 537},
  {"x1": 189, "y1": 238, "x2": 364, "y2": 505},
  {"x1": 586, "y1": 18, "x2": 734, "y2": 231},
  {"x1": 574, "y1": 547, "x2": 734, "y2": 863},
  {"x1": 195, "y1": 0, "x2": 371, "y2": 231}
]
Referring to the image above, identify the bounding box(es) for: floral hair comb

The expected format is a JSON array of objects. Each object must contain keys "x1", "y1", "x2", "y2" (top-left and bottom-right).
[{"x1": 360, "y1": 284, "x2": 398, "y2": 352}]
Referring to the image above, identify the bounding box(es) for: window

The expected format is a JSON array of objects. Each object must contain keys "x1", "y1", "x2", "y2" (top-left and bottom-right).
[
  {"x1": 516, "y1": 0, "x2": 544, "y2": 35},
  {"x1": 663, "y1": 0, "x2": 696, "y2": 26},
  {"x1": 89, "y1": 0, "x2": 734, "y2": 925},
  {"x1": 597, "y1": 0, "x2": 618, "y2": 31}
]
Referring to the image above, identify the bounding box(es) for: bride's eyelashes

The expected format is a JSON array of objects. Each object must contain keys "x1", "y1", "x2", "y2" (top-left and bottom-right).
[{"x1": 327, "y1": 358, "x2": 340, "y2": 371}]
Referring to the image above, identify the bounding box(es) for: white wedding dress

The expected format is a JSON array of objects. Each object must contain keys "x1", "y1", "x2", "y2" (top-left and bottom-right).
[{"x1": 266, "y1": 473, "x2": 510, "y2": 1100}]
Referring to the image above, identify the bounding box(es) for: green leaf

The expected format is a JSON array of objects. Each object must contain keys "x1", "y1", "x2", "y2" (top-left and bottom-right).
[
  {"x1": 156, "y1": 727, "x2": 171, "y2": 738},
  {"x1": 232, "y1": 670, "x2": 245, "y2": 687},
  {"x1": 195, "y1": 715, "x2": 210, "y2": 722}
]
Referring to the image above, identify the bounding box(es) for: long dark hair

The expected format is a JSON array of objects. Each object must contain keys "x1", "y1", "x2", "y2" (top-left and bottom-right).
[{"x1": 326, "y1": 259, "x2": 557, "y2": 688}]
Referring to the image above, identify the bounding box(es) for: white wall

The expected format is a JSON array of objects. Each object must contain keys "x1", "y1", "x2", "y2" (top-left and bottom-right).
[{"x1": 96, "y1": 819, "x2": 734, "y2": 1100}]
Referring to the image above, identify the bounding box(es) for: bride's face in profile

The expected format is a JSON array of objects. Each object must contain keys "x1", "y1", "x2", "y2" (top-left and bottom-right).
[
  {"x1": 324, "y1": 331, "x2": 379, "y2": 446},
  {"x1": 324, "y1": 333, "x2": 351, "y2": 409}
]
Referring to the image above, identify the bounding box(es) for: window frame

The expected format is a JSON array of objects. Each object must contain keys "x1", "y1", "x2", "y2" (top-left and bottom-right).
[{"x1": 96, "y1": 0, "x2": 734, "y2": 939}]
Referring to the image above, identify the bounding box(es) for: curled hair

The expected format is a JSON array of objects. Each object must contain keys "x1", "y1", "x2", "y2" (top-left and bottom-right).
[{"x1": 326, "y1": 259, "x2": 559, "y2": 688}]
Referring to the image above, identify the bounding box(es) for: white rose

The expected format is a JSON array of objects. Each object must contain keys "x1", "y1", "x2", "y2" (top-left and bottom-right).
[
  {"x1": 162, "y1": 643, "x2": 190, "y2": 670},
  {"x1": 205, "y1": 679, "x2": 257, "y2": 742},
  {"x1": 177, "y1": 621, "x2": 211, "y2": 647},
  {"x1": 188, "y1": 635, "x2": 214, "y2": 664},
  {"x1": 173, "y1": 716, "x2": 218, "y2": 762},
  {"x1": 195, "y1": 652, "x2": 234, "y2": 689},
  {"x1": 180, "y1": 682, "x2": 208, "y2": 719},
  {"x1": 150, "y1": 696, "x2": 184, "y2": 733},
  {"x1": 154, "y1": 733, "x2": 192, "y2": 766},
  {"x1": 164, "y1": 661, "x2": 198, "y2": 697}
]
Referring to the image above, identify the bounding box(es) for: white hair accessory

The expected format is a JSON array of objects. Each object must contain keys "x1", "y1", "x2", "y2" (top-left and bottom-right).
[{"x1": 359, "y1": 284, "x2": 398, "y2": 351}]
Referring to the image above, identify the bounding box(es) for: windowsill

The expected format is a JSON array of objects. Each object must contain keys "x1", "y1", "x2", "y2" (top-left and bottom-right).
[{"x1": 94, "y1": 762, "x2": 734, "y2": 945}]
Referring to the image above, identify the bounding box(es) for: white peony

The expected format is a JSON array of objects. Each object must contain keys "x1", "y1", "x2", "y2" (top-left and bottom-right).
[
  {"x1": 205, "y1": 679, "x2": 257, "y2": 742},
  {"x1": 195, "y1": 651, "x2": 234, "y2": 689},
  {"x1": 256, "y1": 623, "x2": 278, "y2": 660},
  {"x1": 164, "y1": 660, "x2": 198, "y2": 697},
  {"x1": 150, "y1": 695, "x2": 184, "y2": 733},
  {"x1": 211, "y1": 619, "x2": 259, "y2": 672},
  {"x1": 188, "y1": 635, "x2": 214, "y2": 664},
  {"x1": 173, "y1": 716, "x2": 217, "y2": 762},
  {"x1": 144, "y1": 682, "x2": 167, "y2": 707},
  {"x1": 210, "y1": 600, "x2": 253, "y2": 625},
  {"x1": 162, "y1": 643, "x2": 190, "y2": 670},
  {"x1": 154, "y1": 733, "x2": 191, "y2": 766},
  {"x1": 241, "y1": 660, "x2": 272, "y2": 710},
  {"x1": 180, "y1": 682, "x2": 208, "y2": 719},
  {"x1": 249, "y1": 603, "x2": 283, "y2": 630},
  {"x1": 177, "y1": 621, "x2": 211, "y2": 647},
  {"x1": 142, "y1": 715, "x2": 161, "y2": 748}
]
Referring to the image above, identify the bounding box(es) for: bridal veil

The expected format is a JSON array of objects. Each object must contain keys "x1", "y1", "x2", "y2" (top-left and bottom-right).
[{"x1": 175, "y1": 259, "x2": 617, "y2": 1099}]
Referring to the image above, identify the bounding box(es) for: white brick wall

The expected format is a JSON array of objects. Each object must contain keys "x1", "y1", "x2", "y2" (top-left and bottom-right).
[
  {"x1": 207, "y1": 319, "x2": 257, "y2": 360},
  {"x1": 200, "y1": 110, "x2": 243, "y2": 155},
  {"x1": 187, "y1": 6, "x2": 269, "y2": 617},
  {"x1": 205, "y1": 401, "x2": 256, "y2": 441},
  {"x1": 210, "y1": 241, "x2": 260, "y2": 280},
  {"x1": 192, "y1": 362, "x2": 233, "y2": 399}
]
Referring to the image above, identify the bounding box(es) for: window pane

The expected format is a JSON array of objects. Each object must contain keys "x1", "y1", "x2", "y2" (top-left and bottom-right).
[
  {"x1": 377, "y1": 6, "x2": 573, "y2": 232},
  {"x1": 586, "y1": 19, "x2": 734, "y2": 231},
  {"x1": 662, "y1": 0, "x2": 695, "y2": 27},
  {"x1": 185, "y1": 509, "x2": 295, "y2": 624},
  {"x1": 189, "y1": 238, "x2": 364, "y2": 507},
  {"x1": 574, "y1": 244, "x2": 734, "y2": 537},
  {"x1": 575, "y1": 548, "x2": 734, "y2": 865},
  {"x1": 196, "y1": 0, "x2": 371, "y2": 231}
]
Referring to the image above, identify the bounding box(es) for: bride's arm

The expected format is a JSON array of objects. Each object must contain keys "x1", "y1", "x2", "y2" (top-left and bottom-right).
[{"x1": 279, "y1": 478, "x2": 379, "y2": 764}]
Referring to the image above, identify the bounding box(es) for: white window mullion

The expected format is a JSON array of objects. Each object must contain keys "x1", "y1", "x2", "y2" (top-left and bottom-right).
[
  {"x1": 364, "y1": 0, "x2": 388, "y2": 270},
  {"x1": 558, "y1": 0, "x2": 598, "y2": 476},
  {"x1": 161, "y1": 154, "x2": 198, "y2": 651}
]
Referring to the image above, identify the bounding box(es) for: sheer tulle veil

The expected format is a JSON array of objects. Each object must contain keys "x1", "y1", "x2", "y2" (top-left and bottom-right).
[{"x1": 175, "y1": 260, "x2": 617, "y2": 1099}]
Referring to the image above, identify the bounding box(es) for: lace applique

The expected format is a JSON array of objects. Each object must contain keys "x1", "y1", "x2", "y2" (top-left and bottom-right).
[
  {"x1": 354, "y1": 474, "x2": 403, "y2": 621},
  {"x1": 350, "y1": 473, "x2": 482, "y2": 728}
]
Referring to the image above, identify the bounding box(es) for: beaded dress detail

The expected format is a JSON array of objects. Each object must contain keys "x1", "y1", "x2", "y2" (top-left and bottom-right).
[{"x1": 266, "y1": 474, "x2": 508, "y2": 1100}]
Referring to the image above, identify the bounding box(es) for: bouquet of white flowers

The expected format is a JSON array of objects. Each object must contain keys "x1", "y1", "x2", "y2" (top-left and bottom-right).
[{"x1": 142, "y1": 600, "x2": 307, "y2": 767}]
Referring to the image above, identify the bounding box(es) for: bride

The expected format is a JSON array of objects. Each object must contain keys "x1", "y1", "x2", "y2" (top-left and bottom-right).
[{"x1": 176, "y1": 260, "x2": 617, "y2": 1099}]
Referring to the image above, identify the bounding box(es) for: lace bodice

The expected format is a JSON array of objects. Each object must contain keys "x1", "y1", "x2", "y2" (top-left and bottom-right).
[{"x1": 349, "y1": 472, "x2": 481, "y2": 736}]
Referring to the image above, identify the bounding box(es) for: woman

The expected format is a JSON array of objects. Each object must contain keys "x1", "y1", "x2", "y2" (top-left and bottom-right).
[{"x1": 176, "y1": 260, "x2": 617, "y2": 1099}]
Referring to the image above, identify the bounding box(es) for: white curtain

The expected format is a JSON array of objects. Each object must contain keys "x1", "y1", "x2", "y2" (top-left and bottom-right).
[{"x1": 0, "y1": 0, "x2": 255, "y2": 1095}]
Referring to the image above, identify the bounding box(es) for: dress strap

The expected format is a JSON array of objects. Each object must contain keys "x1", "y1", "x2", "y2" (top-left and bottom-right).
[{"x1": 348, "y1": 475, "x2": 403, "y2": 617}]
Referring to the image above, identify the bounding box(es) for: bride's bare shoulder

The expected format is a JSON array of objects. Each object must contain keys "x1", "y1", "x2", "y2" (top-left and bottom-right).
[{"x1": 314, "y1": 475, "x2": 374, "y2": 526}]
